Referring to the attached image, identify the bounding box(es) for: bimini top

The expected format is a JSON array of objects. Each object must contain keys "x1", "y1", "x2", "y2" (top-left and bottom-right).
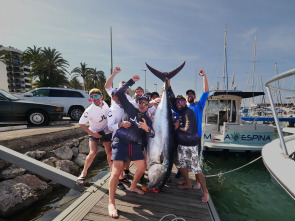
[{"x1": 210, "y1": 90, "x2": 265, "y2": 99}]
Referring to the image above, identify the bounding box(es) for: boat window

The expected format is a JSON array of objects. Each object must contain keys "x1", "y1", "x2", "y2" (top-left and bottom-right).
[
  {"x1": 232, "y1": 100, "x2": 236, "y2": 122},
  {"x1": 206, "y1": 100, "x2": 218, "y2": 124}
]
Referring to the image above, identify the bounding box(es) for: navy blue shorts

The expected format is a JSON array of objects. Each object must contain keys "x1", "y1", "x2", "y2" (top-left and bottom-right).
[
  {"x1": 111, "y1": 140, "x2": 144, "y2": 162},
  {"x1": 89, "y1": 133, "x2": 112, "y2": 142}
]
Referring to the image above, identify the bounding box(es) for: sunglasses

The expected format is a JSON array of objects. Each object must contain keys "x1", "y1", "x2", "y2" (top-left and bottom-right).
[
  {"x1": 139, "y1": 101, "x2": 149, "y2": 106},
  {"x1": 91, "y1": 94, "x2": 102, "y2": 99},
  {"x1": 136, "y1": 91, "x2": 144, "y2": 95}
]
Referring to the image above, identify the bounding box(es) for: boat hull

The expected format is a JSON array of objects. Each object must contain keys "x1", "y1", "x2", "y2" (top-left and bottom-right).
[
  {"x1": 262, "y1": 135, "x2": 295, "y2": 200},
  {"x1": 203, "y1": 123, "x2": 274, "y2": 151}
]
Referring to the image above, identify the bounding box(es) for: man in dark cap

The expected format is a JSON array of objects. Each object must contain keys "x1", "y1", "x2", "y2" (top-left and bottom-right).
[{"x1": 108, "y1": 75, "x2": 155, "y2": 218}]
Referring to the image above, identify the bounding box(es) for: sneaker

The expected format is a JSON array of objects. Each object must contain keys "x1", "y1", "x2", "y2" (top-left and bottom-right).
[
  {"x1": 175, "y1": 170, "x2": 182, "y2": 179},
  {"x1": 117, "y1": 182, "x2": 126, "y2": 190}
]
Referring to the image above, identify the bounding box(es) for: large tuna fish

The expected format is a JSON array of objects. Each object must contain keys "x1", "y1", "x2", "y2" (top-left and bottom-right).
[{"x1": 144, "y1": 61, "x2": 185, "y2": 192}]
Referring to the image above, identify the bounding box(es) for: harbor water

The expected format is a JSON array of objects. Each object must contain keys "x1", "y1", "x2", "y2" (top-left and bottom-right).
[
  {"x1": 203, "y1": 152, "x2": 295, "y2": 221},
  {"x1": 7, "y1": 133, "x2": 295, "y2": 221}
]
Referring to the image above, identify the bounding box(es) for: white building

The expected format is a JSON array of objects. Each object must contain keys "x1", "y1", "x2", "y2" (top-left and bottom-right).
[{"x1": 0, "y1": 46, "x2": 31, "y2": 93}]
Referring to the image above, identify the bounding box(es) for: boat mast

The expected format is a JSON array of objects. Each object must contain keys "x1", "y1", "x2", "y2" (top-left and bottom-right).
[
  {"x1": 251, "y1": 35, "x2": 257, "y2": 92},
  {"x1": 223, "y1": 25, "x2": 228, "y2": 90}
]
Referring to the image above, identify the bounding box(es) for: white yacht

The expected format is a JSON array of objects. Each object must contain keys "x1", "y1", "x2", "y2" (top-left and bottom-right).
[
  {"x1": 262, "y1": 69, "x2": 295, "y2": 200},
  {"x1": 202, "y1": 90, "x2": 274, "y2": 152}
]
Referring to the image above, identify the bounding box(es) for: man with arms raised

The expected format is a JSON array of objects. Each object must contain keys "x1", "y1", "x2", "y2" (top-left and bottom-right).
[{"x1": 108, "y1": 75, "x2": 155, "y2": 218}]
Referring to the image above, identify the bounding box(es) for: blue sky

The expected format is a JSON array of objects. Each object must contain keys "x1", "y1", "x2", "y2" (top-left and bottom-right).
[{"x1": 1, "y1": 0, "x2": 295, "y2": 101}]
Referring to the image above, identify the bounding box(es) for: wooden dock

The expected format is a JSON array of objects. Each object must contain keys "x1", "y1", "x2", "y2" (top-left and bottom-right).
[{"x1": 54, "y1": 165, "x2": 220, "y2": 221}]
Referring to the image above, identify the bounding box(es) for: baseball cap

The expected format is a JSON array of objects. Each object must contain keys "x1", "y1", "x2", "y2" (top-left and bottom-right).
[
  {"x1": 151, "y1": 92, "x2": 159, "y2": 98},
  {"x1": 137, "y1": 94, "x2": 150, "y2": 102},
  {"x1": 111, "y1": 88, "x2": 118, "y2": 97},
  {"x1": 186, "y1": 89, "x2": 196, "y2": 95},
  {"x1": 89, "y1": 88, "x2": 102, "y2": 95},
  {"x1": 135, "y1": 86, "x2": 144, "y2": 92},
  {"x1": 176, "y1": 95, "x2": 186, "y2": 100}
]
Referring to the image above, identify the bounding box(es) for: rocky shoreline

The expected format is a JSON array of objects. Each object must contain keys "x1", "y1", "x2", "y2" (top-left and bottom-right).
[{"x1": 0, "y1": 135, "x2": 105, "y2": 218}]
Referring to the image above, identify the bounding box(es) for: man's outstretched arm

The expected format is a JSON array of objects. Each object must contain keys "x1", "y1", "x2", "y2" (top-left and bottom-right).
[{"x1": 105, "y1": 66, "x2": 121, "y2": 89}]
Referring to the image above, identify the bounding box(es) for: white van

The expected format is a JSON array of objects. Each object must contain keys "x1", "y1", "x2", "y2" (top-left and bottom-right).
[{"x1": 19, "y1": 87, "x2": 91, "y2": 121}]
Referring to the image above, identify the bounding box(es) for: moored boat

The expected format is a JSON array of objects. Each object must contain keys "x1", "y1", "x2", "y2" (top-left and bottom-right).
[
  {"x1": 202, "y1": 90, "x2": 274, "y2": 152},
  {"x1": 262, "y1": 68, "x2": 295, "y2": 200}
]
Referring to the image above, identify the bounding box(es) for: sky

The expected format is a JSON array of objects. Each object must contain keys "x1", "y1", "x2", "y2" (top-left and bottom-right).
[{"x1": 1, "y1": 0, "x2": 295, "y2": 102}]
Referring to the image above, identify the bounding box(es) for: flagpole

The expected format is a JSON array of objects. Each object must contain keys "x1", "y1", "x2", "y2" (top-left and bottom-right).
[{"x1": 110, "y1": 26, "x2": 113, "y2": 88}]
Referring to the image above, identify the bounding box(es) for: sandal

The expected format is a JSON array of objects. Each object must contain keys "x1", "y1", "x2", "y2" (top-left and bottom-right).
[
  {"x1": 117, "y1": 182, "x2": 126, "y2": 190},
  {"x1": 77, "y1": 176, "x2": 86, "y2": 185},
  {"x1": 119, "y1": 177, "x2": 131, "y2": 184}
]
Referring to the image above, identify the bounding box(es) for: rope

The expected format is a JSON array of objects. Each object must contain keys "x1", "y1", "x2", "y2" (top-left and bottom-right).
[
  {"x1": 159, "y1": 214, "x2": 186, "y2": 221},
  {"x1": 205, "y1": 156, "x2": 262, "y2": 178}
]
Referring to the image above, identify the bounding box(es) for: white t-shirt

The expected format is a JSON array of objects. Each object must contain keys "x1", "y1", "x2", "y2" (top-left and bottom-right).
[
  {"x1": 79, "y1": 101, "x2": 111, "y2": 134},
  {"x1": 107, "y1": 103, "x2": 124, "y2": 139},
  {"x1": 105, "y1": 86, "x2": 132, "y2": 105}
]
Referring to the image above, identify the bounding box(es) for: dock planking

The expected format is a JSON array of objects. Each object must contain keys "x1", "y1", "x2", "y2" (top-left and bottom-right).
[{"x1": 54, "y1": 165, "x2": 220, "y2": 221}]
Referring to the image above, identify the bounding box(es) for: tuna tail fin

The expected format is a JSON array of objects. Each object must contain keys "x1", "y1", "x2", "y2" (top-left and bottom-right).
[{"x1": 145, "y1": 61, "x2": 186, "y2": 82}]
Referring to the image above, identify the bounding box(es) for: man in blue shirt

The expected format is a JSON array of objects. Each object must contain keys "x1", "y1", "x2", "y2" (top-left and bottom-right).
[{"x1": 186, "y1": 69, "x2": 209, "y2": 156}]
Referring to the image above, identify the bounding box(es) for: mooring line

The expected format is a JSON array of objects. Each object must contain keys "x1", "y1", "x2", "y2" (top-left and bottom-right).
[{"x1": 205, "y1": 156, "x2": 262, "y2": 178}]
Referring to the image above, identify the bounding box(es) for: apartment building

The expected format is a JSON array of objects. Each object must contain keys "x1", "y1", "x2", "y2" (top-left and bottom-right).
[{"x1": 0, "y1": 46, "x2": 31, "y2": 93}]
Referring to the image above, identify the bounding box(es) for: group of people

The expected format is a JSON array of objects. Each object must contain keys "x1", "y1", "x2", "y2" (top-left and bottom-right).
[{"x1": 77, "y1": 66, "x2": 209, "y2": 218}]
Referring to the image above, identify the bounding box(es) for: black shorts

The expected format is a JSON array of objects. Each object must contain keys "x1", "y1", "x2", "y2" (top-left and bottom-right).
[
  {"x1": 111, "y1": 140, "x2": 144, "y2": 162},
  {"x1": 89, "y1": 133, "x2": 112, "y2": 142}
]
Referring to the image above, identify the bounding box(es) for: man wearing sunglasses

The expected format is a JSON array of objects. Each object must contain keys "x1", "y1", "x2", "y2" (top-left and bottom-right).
[
  {"x1": 108, "y1": 75, "x2": 155, "y2": 218},
  {"x1": 167, "y1": 71, "x2": 210, "y2": 203},
  {"x1": 78, "y1": 88, "x2": 112, "y2": 185}
]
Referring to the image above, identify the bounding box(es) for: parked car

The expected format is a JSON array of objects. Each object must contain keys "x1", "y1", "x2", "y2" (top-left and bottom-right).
[
  {"x1": 0, "y1": 89, "x2": 64, "y2": 126},
  {"x1": 19, "y1": 87, "x2": 91, "y2": 121}
]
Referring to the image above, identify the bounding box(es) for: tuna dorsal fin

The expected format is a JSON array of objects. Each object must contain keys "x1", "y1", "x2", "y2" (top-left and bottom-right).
[{"x1": 145, "y1": 61, "x2": 186, "y2": 82}]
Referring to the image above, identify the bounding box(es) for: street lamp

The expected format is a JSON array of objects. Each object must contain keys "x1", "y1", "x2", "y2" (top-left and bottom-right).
[
  {"x1": 154, "y1": 83, "x2": 157, "y2": 92},
  {"x1": 141, "y1": 69, "x2": 146, "y2": 93}
]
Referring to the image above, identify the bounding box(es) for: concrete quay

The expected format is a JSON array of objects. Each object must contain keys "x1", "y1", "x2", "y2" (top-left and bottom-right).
[{"x1": 0, "y1": 121, "x2": 87, "y2": 152}]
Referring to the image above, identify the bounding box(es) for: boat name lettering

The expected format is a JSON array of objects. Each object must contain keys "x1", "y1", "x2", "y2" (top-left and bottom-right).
[
  {"x1": 224, "y1": 134, "x2": 271, "y2": 141},
  {"x1": 204, "y1": 134, "x2": 211, "y2": 140}
]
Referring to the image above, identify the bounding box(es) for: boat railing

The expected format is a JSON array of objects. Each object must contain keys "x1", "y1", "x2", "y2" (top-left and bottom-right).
[{"x1": 265, "y1": 68, "x2": 295, "y2": 155}]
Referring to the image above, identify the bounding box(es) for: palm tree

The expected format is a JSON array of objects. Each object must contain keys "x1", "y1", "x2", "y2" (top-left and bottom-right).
[
  {"x1": 21, "y1": 46, "x2": 69, "y2": 88},
  {"x1": 86, "y1": 68, "x2": 107, "y2": 97},
  {"x1": 69, "y1": 76, "x2": 83, "y2": 90},
  {"x1": 41, "y1": 47, "x2": 69, "y2": 87},
  {"x1": 0, "y1": 45, "x2": 9, "y2": 64},
  {"x1": 71, "y1": 62, "x2": 91, "y2": 91}
]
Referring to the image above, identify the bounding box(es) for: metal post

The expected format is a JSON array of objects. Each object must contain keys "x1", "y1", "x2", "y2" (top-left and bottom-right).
[{"x1": 265, "y1": 86, "x2": 288, "y2": 155}]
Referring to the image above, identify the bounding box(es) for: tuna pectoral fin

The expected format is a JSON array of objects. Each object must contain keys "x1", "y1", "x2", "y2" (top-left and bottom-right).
[{"x1": 145, "y1": 61, "x2": 186, "y2": 81}]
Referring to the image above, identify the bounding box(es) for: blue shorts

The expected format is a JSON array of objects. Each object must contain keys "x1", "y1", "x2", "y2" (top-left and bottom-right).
[{"x1": 111, "y1": 139, "x2": 144, "y2": 162}]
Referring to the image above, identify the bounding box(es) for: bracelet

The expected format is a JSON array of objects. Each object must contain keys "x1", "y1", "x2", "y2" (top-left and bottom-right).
[{"x1": 146, "y1": 127, "x2": 150, "y2": 133}]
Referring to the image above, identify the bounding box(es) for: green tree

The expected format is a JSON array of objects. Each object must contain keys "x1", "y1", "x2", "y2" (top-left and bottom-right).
[
  {"x1": 71, "y1": 62, "x2": 91, "y2": 91},
  {"x1": 21, "y1": 46, "x2": 69, "y2": 88},
  {"x1": 69, "y1": 76, "x2": 83, "y2": 90},
  {"x1": 0, "y1": 45, "x2": 10, "y2": 64}
]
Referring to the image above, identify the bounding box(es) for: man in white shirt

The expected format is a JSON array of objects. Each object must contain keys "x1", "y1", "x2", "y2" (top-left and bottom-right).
[
  {"x1": 78, "y1": 88, "x2": 112, "y2": 185},
  {"x1": 105, "y1": 67, "x2": 132, "y2": 189}
]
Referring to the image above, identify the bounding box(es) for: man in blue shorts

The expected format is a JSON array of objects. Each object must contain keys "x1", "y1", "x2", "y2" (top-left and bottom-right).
[{"x1": 108, "y1": 75, "x2": 155, "y2": 218}]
